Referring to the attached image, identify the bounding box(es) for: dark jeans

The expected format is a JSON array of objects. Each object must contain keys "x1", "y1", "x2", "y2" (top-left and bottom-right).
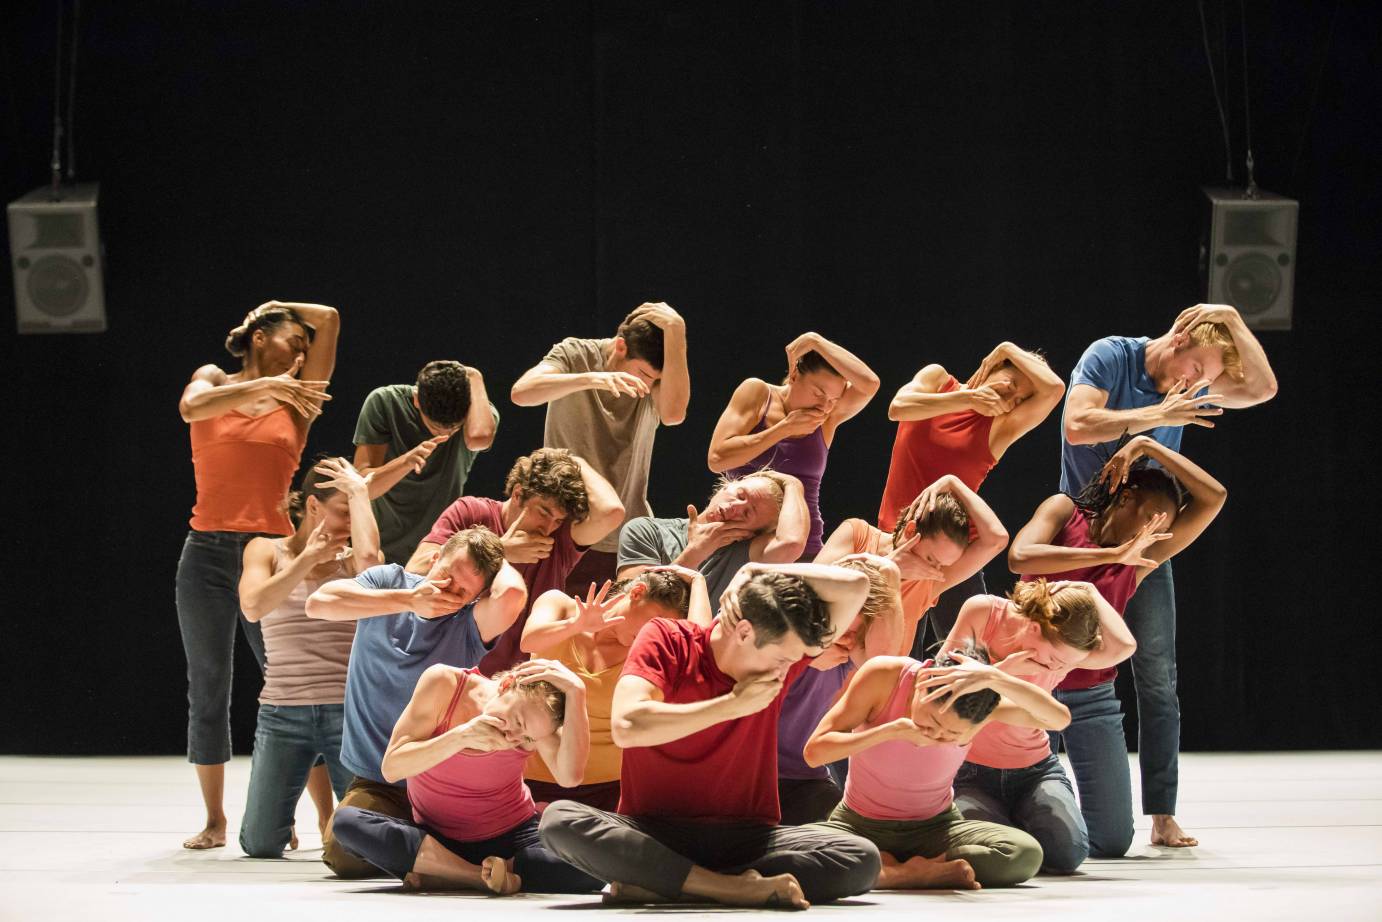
[
  {"x1": 1049, "y1": 682, "x2": 1134, "y2": 858},
  {"x1": 911, "y1": 570, "x2": 987, "y2": 659},
  {"x1": 539, "y1": 800, "x2": 880, "y2": 903},
  {"x1": 175, "y1": 529, "x2": 269, "y2": 764},
  {"x1": 332, "y1": 806, "x2": 603, "y2": 893},
  {"x1": 953, "y1": 754, "x2": 1089, "y2": 873},
  {"x1": 1123, "y1": 560, "x2": 1179, "y2": 815},
  {"x1": 323, "y1": 776, "x2": 411, "y2": 878},
  {"x1": 527, "y1": 778, "x2": 621, "y2": 812},
  {"x1": 778, "y1": 777, "x2": 843, "y2": 826},
  {"x1": 239, "y1": 703, "x2": 354, "y2": 858}
]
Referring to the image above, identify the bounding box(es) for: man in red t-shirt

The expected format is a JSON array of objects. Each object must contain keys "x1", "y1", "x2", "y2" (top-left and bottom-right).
[
  {"x1": 540, "y1": 562, "x2": 881, "y2": 909},
  {"x1": 406, "y1": 447, "x2": 624, "y2": 675}
]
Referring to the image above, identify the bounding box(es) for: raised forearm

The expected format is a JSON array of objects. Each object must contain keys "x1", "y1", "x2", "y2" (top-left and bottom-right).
[
  {"x1": 510, "y1": 371, "x2": 598, "y2": 406},
  {"x1": 764, "y1": 479, "x2": 810, "y2": 556},
  {"x1": 611, "y1": 694, "x2": 744, "y2": 749},
  {"x1": 520, "y1": 613, "x2": 586, "y2": 655},
  {"x1": 999, "y1": 342, "x2": 1065, "y2": 393},
  {"x1": 1064, "y1": 403, "x2": 1165, "y2": 445},
  {"x1": 655, "y1": 325, "x2": 690, "y2": 425},
  {"x1": 1137, "y1": 439, "x2": 1226, "y2": 506},
  {"x1": 990, "y1": 673, "x2": 1070, "y2": 731},
  {"x1": 305, "y1": 581, "x2": 414, "y2": 622},
  {"x1": 805, "y1": 720, "x2": 909, "y2": 767},
  {"x1": 242, "y1": 553, "x2": 316, "y2": 621},
  {"x1": 708, "y1": 423, "x2": 790, "y2": 472},
  {"x1": 347, "y1": 489, "x2": 384, "y2": 569},
  {"x1": 945, "y1": 475, "x2": 1006, "y2": 547},
  {"x1": 180, "y1": 378, "x2": 268, "y2": 422},
  {"x1": 888, "y1": 387, "x2": 974, "y2": 422},
  {"x1": 362, "y1": 451, "x2": 417, "y2": 500},
  {"x1": 549, "y1": 699, "x2": 591, "y2": 786},
  {"x1": 381, "y1": 728, "x2": 472, "y2": 782},
  {"x1": 1008, "y1": 542, "x2": 1121, "y2": 576},
  {"x1": 464, "y1": 372, "x2": 497, "y2": 449}
]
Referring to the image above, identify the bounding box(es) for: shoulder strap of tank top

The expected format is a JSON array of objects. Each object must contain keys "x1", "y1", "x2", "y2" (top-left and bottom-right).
[{"x1": 436, "y1": 670, "x2": 469, "y2": 736}]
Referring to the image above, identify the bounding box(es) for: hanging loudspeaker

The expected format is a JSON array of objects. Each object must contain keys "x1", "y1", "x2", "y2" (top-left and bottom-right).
[
  {"x1": 8, "y1": 182, "x2": 107, "y2": 334},
  {"x1": 1200, "y1": 186, "x2": 1297, "y2": 331}
]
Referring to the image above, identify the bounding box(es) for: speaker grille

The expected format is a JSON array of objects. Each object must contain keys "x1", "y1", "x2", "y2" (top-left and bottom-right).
[
  {"x1": 26, "y1": 254, "x2": 90, "y2": 318},
  {"x1": 1223, "y1": 252, "x2": 1282, "y2": 317}
]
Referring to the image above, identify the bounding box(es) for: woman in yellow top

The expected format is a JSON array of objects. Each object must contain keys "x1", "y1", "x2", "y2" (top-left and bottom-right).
[{"x1": 519, "y1": 567, "x2": 712, "y2": 809}]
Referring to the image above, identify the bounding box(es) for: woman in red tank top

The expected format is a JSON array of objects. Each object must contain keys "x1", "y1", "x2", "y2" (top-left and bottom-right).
[
  {"x1": 878, "y1": 341, "x2": 1066, "y2": 655},
  {"x1": 941, "y1": 579, "x2": 1136, "y2": 873},
  {"x1": 174, "y1": 300, "x2": 340, "y2": 851},
  {"x1": 1005, "y1": 436, "x2": 1226, "y2": 860},
  {"x1": 329, "y1": 660, "x2": 602, "y2": 895}
]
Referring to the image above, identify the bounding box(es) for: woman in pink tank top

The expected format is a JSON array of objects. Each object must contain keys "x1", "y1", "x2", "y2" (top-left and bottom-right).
[
  {"x1": 175, "y1": 300, "x2": 340, "y2": 851},
  {"x1": 802, "y1": 643, "x2": 1069, "y2": 890},
  {"x1": 236, "y1": 456, "x2": 381, "y2": 859},
  {"x1": 329, "y1": 660, "x2": 602, "y2": 895},
  {"x1": 1006, "y1": 436, "x2": 1227, "y2": 858},
  {"x1": 942, "y1": 580, "x2": 1136, "y2": 873}
]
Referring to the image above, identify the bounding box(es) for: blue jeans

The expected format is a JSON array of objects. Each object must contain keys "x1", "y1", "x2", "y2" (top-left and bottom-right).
[
  {"x1": 175, "y1": 530, "x2": 269, "y2": 764},
  {"x1": 1123, "y1": 560, "x2": 1179, "y2": 815},
  {"x1": 1049, "y1": 683, "x2": 1134, "y2": 858},
  {"x1": 953, "y1": 754, "x2": 1089, "y2": 873},
  {"x1": 239, "y1": 704, "x2": 354, "y2": 858}
]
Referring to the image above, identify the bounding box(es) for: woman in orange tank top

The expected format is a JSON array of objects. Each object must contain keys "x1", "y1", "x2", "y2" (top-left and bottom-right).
[{"x1": 174, "y1": 300, "x2": 340, "y2": 851}]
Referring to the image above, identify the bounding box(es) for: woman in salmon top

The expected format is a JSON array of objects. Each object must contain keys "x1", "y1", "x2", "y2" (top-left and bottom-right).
[
  {"x1": 519, "y1": 566, "x2": 712, "y2": 810},
  {"x1": 803, "y1": 643, "x2": 1068, "y2": 889},
  {"x1": 329, "y1": 660, "x2": 602, "y2": 895},
  {"x1": 943, "y1": 578, "x2": 1136, "y2": 873},
  {"x1": 1007, "y1": 436, "x2": 1226, "y2": 858},
  {"x1": 708, "y1": 332, "x2": 880, "y2": 559},
  {"x1": 878, "y1": 341, "x2": 1065, "y2": 654},
  {"x1": 175, "y1": 300, "x2": 340, "y2": 850}
]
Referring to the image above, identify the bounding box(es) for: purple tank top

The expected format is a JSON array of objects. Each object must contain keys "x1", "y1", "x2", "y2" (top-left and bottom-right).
[
  {"x1": 724, "y1": 396, "x2": 829, "y2": 557},
  {"x1": 777, "y1": 663, "x2": 853, "y2": 780}
]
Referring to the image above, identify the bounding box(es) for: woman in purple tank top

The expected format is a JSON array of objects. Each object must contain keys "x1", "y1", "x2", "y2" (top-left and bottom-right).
[
  {"x1": 329, "y1": 660, "x2": 602, "y2": 895},
  {"x1": 708, "y1": 332, "x2": 880, "y2": 558}
]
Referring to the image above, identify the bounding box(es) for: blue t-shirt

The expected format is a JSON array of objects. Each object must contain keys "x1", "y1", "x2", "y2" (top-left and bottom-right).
[
  {"x1": 339, "y1": 564, "x2": 493, "y2": 783},
  {"x1": 1059, "y1": 336, "x2": 1187, "y2": 495}
]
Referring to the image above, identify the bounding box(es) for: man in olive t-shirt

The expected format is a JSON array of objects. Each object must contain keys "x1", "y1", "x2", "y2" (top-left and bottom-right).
[
  {"x1": 510, "y1": 303, "x2": 691, "y2": 591},
  {"x1": 353, "y1": 361, "x2": 500, "y2": 564}
]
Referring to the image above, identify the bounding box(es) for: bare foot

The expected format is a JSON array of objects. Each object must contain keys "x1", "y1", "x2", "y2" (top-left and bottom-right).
[
  {"x1": 182, "y1": 822, "x2": 227, "y2": 850},
  {"x1": 877, "y1": 854, "x2": 980, "y2": 890},
  {"x1": 1151, "y1": 814, "x2": 1199, "y2": 848},
  {"x1": 604, "y1": 881, "x2": 673, "y2": 905},
  {"x1": 288, "y1": 825, "x2": 299, "y2": 851},
  {"x1": 481, "y1": 856, "x2": 521, "y2": 895},
  {"x1": 726, "y1": 870, "x2": 810, "y2": 911}
]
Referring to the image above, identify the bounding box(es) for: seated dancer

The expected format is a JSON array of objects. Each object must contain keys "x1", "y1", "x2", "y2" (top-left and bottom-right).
[
  {"x1": 804, "y1": 644, "x2": 1064, "y2": 890},
  {"x1": 407, "y1": 447, "x2": 624, "y2": 674},
  {"x1": 879, "y1": 341, "x2": 1065, "y2": 653},
  {"x1": 511, "y1": 303, "x2": 690, "y2": 593},
  {"x1": 776, "y1": 554, "x2": 904, "y2": 825},
  {"x1": 1008, "y1": 435, "x2": 1226, "y2": 858},
  {"x1": 817, "y1": 474, "x2": 1008, "y2": 655},
  {"x1": 539, "y1": 562, "x2": 882, "y2": 909},
  {"x1": 353, "y1": 360, "x2": 499, "y2": 564},
  {"x1": 330, "y1": 660, "x2": 603, "y2": 895},
  {"x1": 1061, "y1": 304, "x2": 1275, "y2": 848},
  {"x1": 708, "y1": 332, "x2": 880, "y2": 559},
  {"x1": 946, "y1": 579, "x2": 1136, "y2": 873},
  {"x1": 616, "y1": 470, "x2": 809, "y2": 614},
  {"x1": 520, "y1": 567, "x2": 711, "y2": 810},
  {"x1": 305, "y1": 528, "x2": 527, "y2": 878},
  {"x1": 237, "y1": 457, "x2": 381, "y2": 857}
]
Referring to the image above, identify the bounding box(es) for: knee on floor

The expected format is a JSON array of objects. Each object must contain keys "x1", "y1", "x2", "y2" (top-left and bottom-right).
[{"x1": 237, "y1": 825, "x2": 289, "y2": 860}]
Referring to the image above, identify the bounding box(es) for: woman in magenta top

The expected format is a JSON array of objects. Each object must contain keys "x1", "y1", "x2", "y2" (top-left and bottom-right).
[
  {"x1": 708, "y1": 332, "x2": 880, "y2": 559},
  {"x1": 803, "y1": 644, "x2": 1068, "y2": 889},
  {"x1": 942, "y1": 579, "x2": 1136, "y2": 873},
  {"x1": 329, "y1": 660, "x2": 602, "y2": 894},
  {"x1": 175, "y1": 300, "x2": 339, "y2": 851},
  {"x1": 1007, "y1": 436, "x2": 1226, "y2": 858},
  {"x1": 879, "y1": 341, "x2": 1065, "y2": 654}
]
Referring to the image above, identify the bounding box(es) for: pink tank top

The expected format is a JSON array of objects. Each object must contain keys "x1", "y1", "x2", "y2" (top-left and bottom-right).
[
  {"x1": 407, "y1": 669, "x2": 538, "y2": 842},
  {"x1": 844, "y1": 660, "x2": 970, "y2": 821},
  {"x1": 965, "y1": 597, "x2": 1065, "y2": 769}
]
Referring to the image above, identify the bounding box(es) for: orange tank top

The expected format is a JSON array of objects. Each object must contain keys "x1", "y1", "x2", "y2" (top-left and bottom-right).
[{"x1": 189, "y1": 405, "x2": 304, "y2": 534}]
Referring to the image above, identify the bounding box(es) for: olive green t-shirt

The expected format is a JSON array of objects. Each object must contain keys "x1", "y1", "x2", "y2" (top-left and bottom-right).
[
  {"x1": 542, "y1": 337, "x2": 660, "y2": 553},
  {"x1": 353, "y1": 384, "x2": 500, "y2": 564}
]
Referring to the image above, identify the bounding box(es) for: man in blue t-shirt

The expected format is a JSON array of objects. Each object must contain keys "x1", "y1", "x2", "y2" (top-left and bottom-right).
[
  {"x1": 304, "y1": 526, "x2": 527, "y2": 879},
  {"x1": 1057, "y1": 303, "x2": 1277, "y2": 853}
]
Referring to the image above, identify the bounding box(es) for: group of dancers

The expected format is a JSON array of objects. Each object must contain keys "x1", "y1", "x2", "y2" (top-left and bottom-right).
[{"x1": 174, "y1": 298, "x2": 1276, "y2": 906}]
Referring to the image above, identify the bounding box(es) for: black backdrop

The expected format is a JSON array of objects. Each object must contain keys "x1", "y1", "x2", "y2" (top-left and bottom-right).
[{"x1": 3, "y1": 2, "x2": 1378, "y2": 755}]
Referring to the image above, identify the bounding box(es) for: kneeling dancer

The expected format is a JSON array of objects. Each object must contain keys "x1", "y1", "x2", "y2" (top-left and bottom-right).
[
  {"x1": 539, "y1": 562, "x2": 881, "y2": 909},
  {"x1": 331, "y1": 660, "x2": 603, "y2": 894}
]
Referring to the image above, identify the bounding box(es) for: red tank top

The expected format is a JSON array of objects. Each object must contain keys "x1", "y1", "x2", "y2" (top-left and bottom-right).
[
  {"x1": 189, "y1": 405, "x2": 304, "y2": 534},
  {"x1": 1023, "y1": 507, "x2": 1137, "y2": 691},
  {"x1": 407, "y1": 669, "x2": 538, "y2": 841},
  {"x1": 878, "y1": 376, "x2": 995, "y2": 532}
]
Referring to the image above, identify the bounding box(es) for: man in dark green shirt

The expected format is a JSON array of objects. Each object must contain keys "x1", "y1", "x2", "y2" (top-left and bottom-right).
[{"x1": 353, "y1": 361, "x2": 500, "y2": 564}]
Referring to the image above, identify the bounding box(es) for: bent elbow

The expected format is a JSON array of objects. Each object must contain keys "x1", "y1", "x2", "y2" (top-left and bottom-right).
[
  {"x1": 1006, "y1": 547, "x2": 1028, "y2": 574},
  {"x1": 1063, "y1": 416, "x2": 1097, "y2": 446},
  {"x1": 801, "y1": 743, "x2": 825, "y2": 769},
  {"x1": 1051, "y1": 710, "x2": 1072, "y2": 732},
  {"x1": 304, "y1": 594, "x2": 328, "y2": 620}
]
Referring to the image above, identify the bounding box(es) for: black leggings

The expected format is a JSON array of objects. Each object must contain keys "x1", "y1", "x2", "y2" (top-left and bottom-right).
[{"x1": 331, "y1": 806, "x2": 603, "y2": 893}]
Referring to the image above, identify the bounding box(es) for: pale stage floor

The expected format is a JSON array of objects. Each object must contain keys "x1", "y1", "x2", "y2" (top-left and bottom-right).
[{"x1": 1, "y1": 752, "x2": 1378, "y2": 922}]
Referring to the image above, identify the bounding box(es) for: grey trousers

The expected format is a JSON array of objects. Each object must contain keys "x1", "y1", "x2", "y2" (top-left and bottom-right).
[{"x1": 538, "y1": 800, "x2": 881, "y2": 903}]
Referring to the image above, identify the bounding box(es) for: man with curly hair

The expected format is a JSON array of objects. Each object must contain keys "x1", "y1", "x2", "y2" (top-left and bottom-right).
[
  {"x1": 407, "y1": 447, "x2": 625, "y2": 674},
  {"x1": 353, "y1": 360, "x2": 500, "y2": 563},
  {"x1": 511, "y1": 303, "x2": 691, "y2": 593}
]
